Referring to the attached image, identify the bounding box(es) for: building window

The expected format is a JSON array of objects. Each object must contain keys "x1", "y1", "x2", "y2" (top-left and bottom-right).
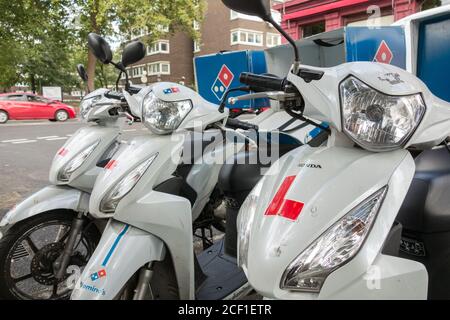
[
  {"x1": 266, "y1": 33, "x2": 281, "y2": 47},
  {"x1": 148, "y1": 62, "x2": 171, "y2": 75},
  {"x1": 194, "y1": 41, "x2": 201, "y2": 53},
  {"x1": 132, "y1": 66, "x2": 145, "y2": 78},
  {"x1": 147, "y1": 40, "x2": 170, "y2": 55},
  {"x1": 132, "y1": 28, "x2": 147, "y2": 39},
  {"x1": 231, "y1": 29, "x2": 263, "y2": 46},
  {"x1": 302, "y1": 21, "x2": 326, "y2": 38}
]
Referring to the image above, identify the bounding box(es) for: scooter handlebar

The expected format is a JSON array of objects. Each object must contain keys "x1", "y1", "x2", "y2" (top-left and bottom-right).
[{"x1": 240, "y1": 72, "x2": 286, "y2": 92}]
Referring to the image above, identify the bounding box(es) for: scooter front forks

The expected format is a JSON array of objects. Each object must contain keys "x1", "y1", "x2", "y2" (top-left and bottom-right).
[
  {"x1": 133, "y1": 262, "x2": 155, "y2": 300},
  {"x1": 53, "y1": 212, "x2": 85, "y2": 280}
]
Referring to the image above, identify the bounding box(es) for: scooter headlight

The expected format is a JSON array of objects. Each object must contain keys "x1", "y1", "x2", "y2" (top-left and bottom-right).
[
  {"x1": 100, "y1": 154, "x2": 158, "y2": 213},
  {"x1": 340, "y1": 77, "x2": 425, "y2": 152},
  {"x1": 142, "y1": 91, "x2": 192, "y2": 135},
  {"x1": 281, "y1": 186, "x2": 387, "y2": 293},
  {"x1": 237, "y1": 180, "x2": 264, "y2": 271},
  {"x1": 58, "y1": 141, "x2": 100, "y2": 182}
]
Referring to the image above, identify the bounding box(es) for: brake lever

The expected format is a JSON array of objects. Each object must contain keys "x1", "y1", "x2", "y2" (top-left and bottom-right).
[
  {"x1": 228, "y1": 91, "x2": 297, "y2": 105},
  {"x1": 215, "y1": 123, "x2": 258, "y2": 150}
]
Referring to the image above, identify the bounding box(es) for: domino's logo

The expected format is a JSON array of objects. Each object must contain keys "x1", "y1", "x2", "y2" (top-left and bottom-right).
[
  {"x1": 90, "y1": 269, "x2": 107, "y2": 282},
  {"x1": 163, "y1": 87, "x2": 180, "y2": 94},
  {"x1": 211, "y1": 65, "x2": 234, "y2": 101},
  {"x1": 374, "y1": 40, "x2": 394, "y2": 64}
]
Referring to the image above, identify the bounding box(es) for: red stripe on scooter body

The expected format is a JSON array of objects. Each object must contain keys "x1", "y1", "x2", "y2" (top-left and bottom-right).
[{"x1": 265, "y1": 176, "x2": 304, "y2": 220}]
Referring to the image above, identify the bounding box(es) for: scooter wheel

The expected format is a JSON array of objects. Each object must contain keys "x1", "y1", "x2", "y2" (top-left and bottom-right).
[{"x1": 0, "y1": 211, "x2": 100, "y2": 300}]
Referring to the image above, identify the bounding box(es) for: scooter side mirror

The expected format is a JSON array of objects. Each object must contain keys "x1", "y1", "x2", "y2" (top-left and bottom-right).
[
  {"x1": 221, "y1": 0, "x2": 272, "y2": 21},
  {"x1": 222, "y1": 0, "x2": 301, "y2": 71},
  {"x1": 121, "y1": 41, "x2": 146, "y2": 68},
  {"x1": 76, "y1": 64, "x2": 88, "y2": 82},
  {"x1": 87, "y1": 33, "x2": 113, "y2": 64}
]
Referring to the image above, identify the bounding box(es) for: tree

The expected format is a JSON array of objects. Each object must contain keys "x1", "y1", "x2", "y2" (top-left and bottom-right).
[
  {"x1": 422, "y1": 0, "x2": 442, "y2": 10},
  {"x1": 0, "y1": 0, "x2": 77, "y2": 92},
  {"x1": 73, "y1": 0, "x2": 206, "y2": 91},
  {"x1": 0, "y1": 0, "x2": 205, "y2": 92}
]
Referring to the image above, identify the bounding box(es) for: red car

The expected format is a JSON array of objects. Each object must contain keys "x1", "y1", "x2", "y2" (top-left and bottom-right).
[{"x1": 0, "y1": 93, "x2": 76, "y2": 124}]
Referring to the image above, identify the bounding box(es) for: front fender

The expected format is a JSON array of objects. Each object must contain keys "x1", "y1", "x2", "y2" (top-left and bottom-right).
[
  {"x1": 0, "y1": 185, "x2": 87, "y2": 227},
  {"x1": 71, "y1": 220, "x2": 165, "y2": 300}
]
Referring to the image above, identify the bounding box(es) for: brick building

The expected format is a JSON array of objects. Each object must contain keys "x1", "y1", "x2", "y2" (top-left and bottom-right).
[
  {"x1": 124, "y1": 29, "x2": 196, "y2": 87},
  {"x1": 125, "y1": 0, "x2": 285, "y2": 87},
  {"x1": 275, "y1": 0, "x2": 422, "y2": 40}
]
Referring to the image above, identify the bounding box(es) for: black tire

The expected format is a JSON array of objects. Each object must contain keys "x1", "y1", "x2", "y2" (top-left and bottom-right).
[
  {"x1": 0, "y1": 211, "x2": 100, "y2": 300},
  {"x1": 212, "y1": 218, "x2": 226, "y2": 233},
  {"x1": 149, "y1": 254, "x2": 180, "y2": 300},
  {"x1": 54, "y1": 110, "x2": 69, "y2": 122},
  {"x1": 0, "y1": 110, "x2": 8, "y2": 124}
]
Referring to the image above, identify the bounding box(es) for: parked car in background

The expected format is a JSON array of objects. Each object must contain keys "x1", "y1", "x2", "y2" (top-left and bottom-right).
[{"x1": 0, "y1": 93, "x2": 76, "y2": 124}]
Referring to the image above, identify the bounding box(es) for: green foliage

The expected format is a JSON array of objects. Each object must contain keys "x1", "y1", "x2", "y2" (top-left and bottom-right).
[
  {"x1": 0, "y1": 0, "x2": 206, "y2": 92},
  {"x1": 116, "y1": 0, "x2": 205, "y2": 44},
  {"x1": 0, "y1": 0, "x2": 77, "y2": 92},
  {"x1": 422, "y1": 0, "x2": 442, "y2": 11}
]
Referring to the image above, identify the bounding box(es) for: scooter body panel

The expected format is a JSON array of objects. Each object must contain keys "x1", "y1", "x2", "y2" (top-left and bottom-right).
[
  {"x1": 88, "y1": 134, "x2": 184, "y2": 219},
  {"x1": 49, "y1": 124, "x2": 121, "y2": 192},
  {"x1": 71, "y1": 220, "x2": 166, "y2": 300},
  {"x1": 113, "y1": 191, "x2": 194, "y2": 299},
  {"x1": 0, "y1": 185, "x2": 87, "y2": 227},
  {"x1": 186, "y1": 131, "x2": 245, "y2": 220},
  {"x1": 243, "y1": 145, "x2": 426, "y2": 299}
]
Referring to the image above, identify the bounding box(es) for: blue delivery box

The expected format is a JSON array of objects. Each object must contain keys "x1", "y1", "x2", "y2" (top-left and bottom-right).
[{"x1": 194, "y1": 50, "x2": 269, "y2": 110}]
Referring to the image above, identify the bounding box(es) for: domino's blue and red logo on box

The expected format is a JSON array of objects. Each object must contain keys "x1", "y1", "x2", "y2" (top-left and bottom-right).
[
  {"x1": 194, "y1": 50, "x2": 268, "y2": 109},
  {"x1": 211, "y1": 65, "x2": 234, "y2": 101}
]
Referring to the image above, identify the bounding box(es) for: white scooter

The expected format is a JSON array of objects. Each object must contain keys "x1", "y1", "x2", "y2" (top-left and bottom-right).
[
  {"x1": 0, "y1": 38, "x2": 147, "y2": 300},
  {"x1": 70, "y1": 41, "x2": 331, "y2": 301},
  {"x1": 226, "y1": 0, "x2": 450, "y2": 300}
]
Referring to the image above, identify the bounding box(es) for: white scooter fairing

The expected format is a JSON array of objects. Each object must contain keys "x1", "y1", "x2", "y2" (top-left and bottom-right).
[
  {"x1": 0, "y1": 90, "x2": 125, "y2": 230},
  {"x1": 49, "y1": 125, "x2": 120, "y2": 192},
  {"x1": 72, "y1": 82, "x2": 234, "y2": 299},
  {"x1": 242, "y1": 145, "x2": 427, "y2": 299},
  {"x1": 238, "y1": 60, "x2": 450, "y2": 300}
]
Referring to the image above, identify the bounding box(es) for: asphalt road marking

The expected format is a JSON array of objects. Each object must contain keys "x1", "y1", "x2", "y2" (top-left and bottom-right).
[
  {"x1": 1, "y1": 139, "x2": 28, "y2": 143},
  {"x1": 46, "y1": 137, "x2": 68, "y2": 141},
  {"x1": 124, "y1": 129, "x2": 137, "y2": 132},
  {"x1": 12, "y1": 140, "x2": 37, "y2": 144},
  {"x1": 37, "y1": 136, "x2": 59, "y2": 140}
]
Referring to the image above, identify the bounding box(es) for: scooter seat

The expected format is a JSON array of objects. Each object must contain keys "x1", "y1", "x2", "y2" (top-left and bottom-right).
[{"x1": 397, "y1": 147, "x2": 450, "y2": 233}]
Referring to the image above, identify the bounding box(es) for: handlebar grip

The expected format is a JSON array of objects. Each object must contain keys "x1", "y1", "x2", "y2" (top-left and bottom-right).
[
  {"x1": 128, "y1": 86, "x2": 142, "y2": 94},
  {"x1": 104, "y1": 91, "x2": 124, "y2": 100},
  {"x1": 240, "y1": 72, "x2": 286, "y2": 92},
  {"x1": 226, "y1": 118, "x2": 259, "y2": 131}
]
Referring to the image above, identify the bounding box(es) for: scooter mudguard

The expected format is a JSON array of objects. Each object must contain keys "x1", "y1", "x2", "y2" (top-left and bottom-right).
[
  {"x1": 244, "y1": 145, "x2": 427, "y2": 300},
  {"x1": 71, "y1": 220, "x2": 165, "y2": 300},
  {"x1": 0, "y1": 185, "x2": 87, "y2": 228}
]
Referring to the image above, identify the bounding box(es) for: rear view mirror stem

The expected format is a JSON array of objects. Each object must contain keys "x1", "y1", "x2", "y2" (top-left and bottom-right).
[{"x1": 266, "y1": 16, "x2": 301, "y2": 74}]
